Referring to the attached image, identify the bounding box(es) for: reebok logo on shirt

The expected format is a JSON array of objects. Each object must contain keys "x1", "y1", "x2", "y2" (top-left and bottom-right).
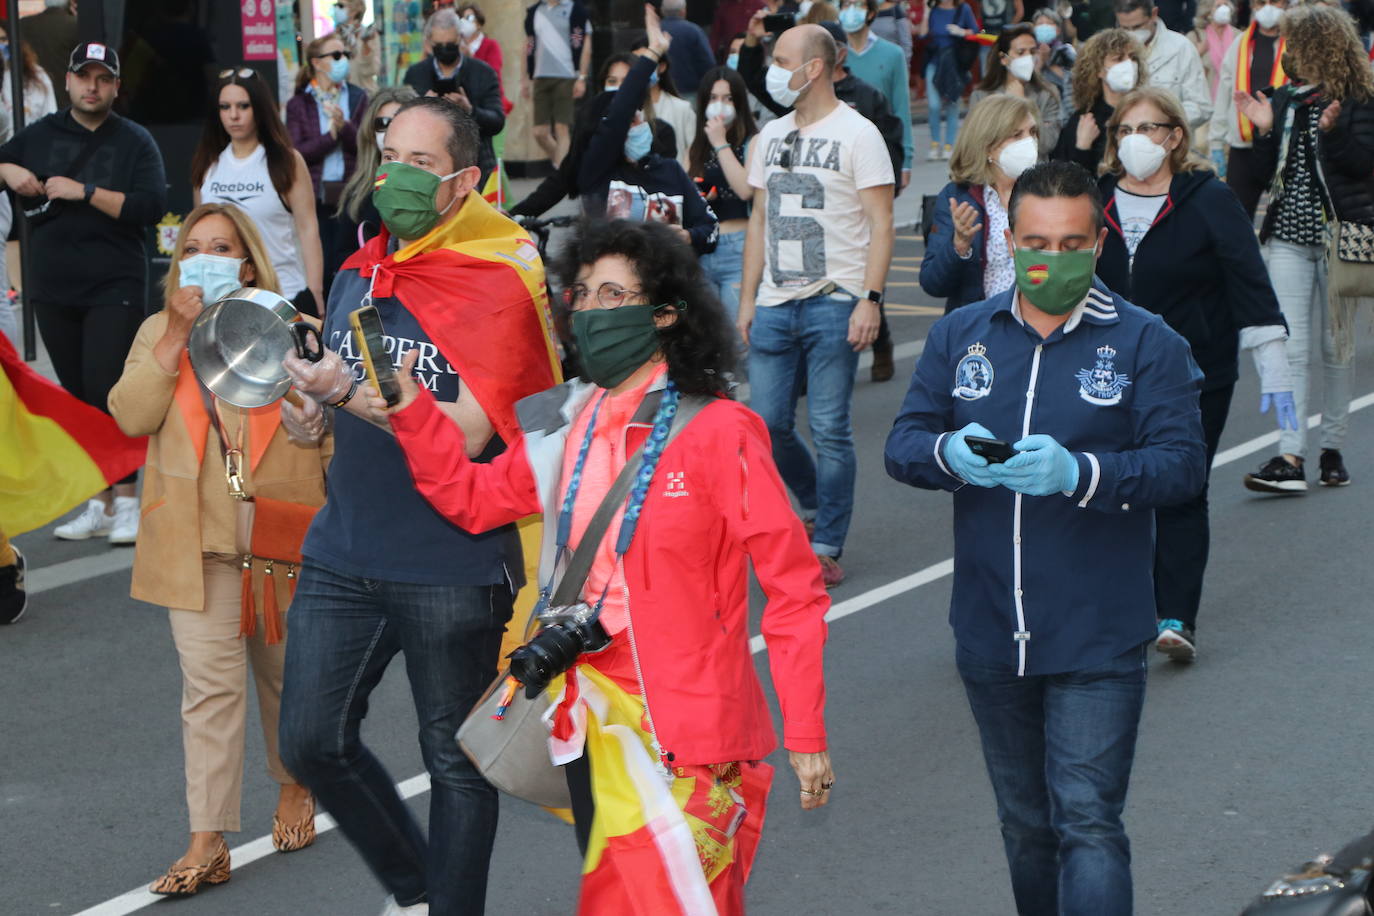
[{"x1": 207, "y1": 180, "x2": 266, "y2": 202}]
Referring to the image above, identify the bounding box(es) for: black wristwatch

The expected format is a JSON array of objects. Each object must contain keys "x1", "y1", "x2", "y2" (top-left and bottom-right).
[
  {"x1": 865, "y1": 289, "x2": 884, "y2": 306},
  {"x1": 83, "y1": 182, "x2": 95, "y2": 202}
]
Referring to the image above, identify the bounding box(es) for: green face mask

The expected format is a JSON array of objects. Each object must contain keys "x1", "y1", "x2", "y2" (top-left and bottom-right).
[
  {"x1": 571, "y1": 304, "x2": 663, "y2": 389},
  {"x1": 1013, "y1": 247, "x2": 1098, "y2": 316},
  {"x1": 372, "y1": 161, "x2": 462, "y2": 240}
]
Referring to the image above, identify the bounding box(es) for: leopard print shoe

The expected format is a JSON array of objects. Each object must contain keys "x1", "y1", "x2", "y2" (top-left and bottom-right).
[
  {"x1": 272, "y1": 795, "x2": 316, "y2": 853},
  {"x1": 149, "y1": 837, "x2": 230, "y2": 896}
]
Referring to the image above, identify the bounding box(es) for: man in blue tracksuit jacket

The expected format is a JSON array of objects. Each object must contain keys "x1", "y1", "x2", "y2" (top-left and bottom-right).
[{"x1": 885, "y1": 162, "x2": 1206, "y2": 916}]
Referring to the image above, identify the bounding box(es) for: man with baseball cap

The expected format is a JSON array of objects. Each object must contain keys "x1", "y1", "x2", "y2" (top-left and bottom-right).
[{"x1": 0, "y1": 41, "x2": 165, "y2": 545}]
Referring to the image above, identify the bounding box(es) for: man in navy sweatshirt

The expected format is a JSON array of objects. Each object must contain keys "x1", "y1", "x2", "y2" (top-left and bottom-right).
[{"x1": 885, "y1": 161, "x2": 1205, "y2": 916}]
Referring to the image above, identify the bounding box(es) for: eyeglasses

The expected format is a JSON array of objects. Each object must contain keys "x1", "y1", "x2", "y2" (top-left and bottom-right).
[
  {"x1": 1115, "y1": 121, "x2": 1175, "y2": 138},
  {"x1": 563, "y1": 282, "x2": 646, "y2": 310},
  {"x1": 778, "y1": 128, "x2": 799, "y2": 170},
  {"x1": 314, "y1": 50, "x2": 352, "y2": 61},
  {"x1": 373, "y1": 115, "x2": 394, "y2": 132},
  {"x1": 218, "y1": 68, "x2": 258, "y2": 79}
]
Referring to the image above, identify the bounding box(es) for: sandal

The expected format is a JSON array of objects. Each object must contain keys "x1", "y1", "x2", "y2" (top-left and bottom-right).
[
  {"x1": 149, "y1": 837, "x2": 230, "y2": 896},
  {"x1": 272, "y1": 794, "x2": 316, "y2": 853}
]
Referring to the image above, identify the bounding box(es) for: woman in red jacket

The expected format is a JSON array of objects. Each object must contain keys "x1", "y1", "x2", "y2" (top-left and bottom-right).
[{"x1": 380, "y1": 219, "x2": 833, "y2": 915}]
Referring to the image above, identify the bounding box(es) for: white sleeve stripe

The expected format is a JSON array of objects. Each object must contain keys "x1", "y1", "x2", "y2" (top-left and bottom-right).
[
  {"x1": 934, "y1": 432, "x2": 962, "y2": 481},
  {"x1": 1077, "y1": 453, "x2": 1101, "y2": 508}
]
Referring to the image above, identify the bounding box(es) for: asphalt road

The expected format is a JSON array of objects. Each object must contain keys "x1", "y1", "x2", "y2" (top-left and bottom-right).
[{"x1": 8, "y1": 163, "x2": 1374, "y2": 916}]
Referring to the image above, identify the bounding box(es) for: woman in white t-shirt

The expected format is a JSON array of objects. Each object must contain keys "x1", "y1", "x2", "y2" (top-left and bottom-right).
[
  {"x1": 192, "y1": 70, "x2": 323, "y2": 315},
  {"x1": 0, "y1": 26, "x2": 56, "y2": 125}
]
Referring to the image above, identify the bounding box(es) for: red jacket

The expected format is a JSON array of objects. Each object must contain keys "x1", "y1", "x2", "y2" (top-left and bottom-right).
[{"x1": 390, "y1": 380, "x2": 829, "y2": 765}]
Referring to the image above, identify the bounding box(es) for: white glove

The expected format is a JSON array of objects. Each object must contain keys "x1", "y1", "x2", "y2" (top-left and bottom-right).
[
  {"x1": 1241, "y1": 325, "x2": 1292, "y2": 394},
  {"x1": 283, "y1": 347, "x2": 355, "y2": 405},
  {"x1": 281, "y1": 395, "x2": 325, "y2": 445}
]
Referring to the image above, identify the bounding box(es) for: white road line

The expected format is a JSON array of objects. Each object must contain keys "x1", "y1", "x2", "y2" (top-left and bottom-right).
[
  {"x1": 69, "y1": 390, "x2": 1374, "y2": 916},
  {"x1": 29, "y1": 550, "x2": 134, "y2": 595}
]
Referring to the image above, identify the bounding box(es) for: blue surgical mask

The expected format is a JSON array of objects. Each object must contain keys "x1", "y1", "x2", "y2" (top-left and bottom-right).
[
  {"x1": 624, "y1": 121, "x2": 653, "y2": 162},
  {"x1": 839, "y1": 5, "x2": 867, "y2": 32},
  {"x1": 0, "y1": 42, "x2": 9, "y2": 63},
  {"x1": 727, "y1": 52, "x2": 740, "y2": 70},
  {"x1": 333, "y1": 3, "x2": 348, "y2": 24},
  {"x1": 329, "y1": 56, "x2": 350, "y2": 82},
  {"x1": 179, "y1": 253, "x2": 245, "y2": 303},
  {"x1": 649, "y1": 68, "x2": 660, "y2": 86},
  {"x1": 1033, "y1": 23, "x2": 1057, "y2": 43}
]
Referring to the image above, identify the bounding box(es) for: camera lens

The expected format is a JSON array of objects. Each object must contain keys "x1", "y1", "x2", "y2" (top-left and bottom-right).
[{"x1": 509, "y1": 624, "x2": 584, "y2": 693}]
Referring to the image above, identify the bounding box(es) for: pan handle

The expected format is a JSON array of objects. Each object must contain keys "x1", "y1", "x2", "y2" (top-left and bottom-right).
[{"x1": 292, "y1": 323, "x2": 324, "y2": 363}]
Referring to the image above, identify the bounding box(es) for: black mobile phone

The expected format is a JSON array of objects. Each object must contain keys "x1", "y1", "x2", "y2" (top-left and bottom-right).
[
  {"x1": 965, "y1": 436, "x2": 1017, "y2": 464},
  {"x1": 763, "y1": 12, "x2": 795, "y2": 34},
  {"x1": 432, "y1": 76, "x2": 458, "y2": 96},
  {"x1": 349, "y1": 305, "x2": 402, "y2": 408}
]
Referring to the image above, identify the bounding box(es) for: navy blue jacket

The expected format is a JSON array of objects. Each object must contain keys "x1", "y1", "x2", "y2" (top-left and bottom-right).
[
  {"x1": 1097, "y1": 170, "x2": 1286, "y2": 391},
  {"x1": 885, "y1": 283, "x2": 1206, "y2": 676},
  {"x1": 921, "y1": 181, "x2": 987, "y2": 313}
]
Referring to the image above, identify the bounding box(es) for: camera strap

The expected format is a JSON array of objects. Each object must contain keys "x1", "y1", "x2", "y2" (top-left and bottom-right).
[{"x1": 547, "y1": 383, "x2": 709, "y2": 610}]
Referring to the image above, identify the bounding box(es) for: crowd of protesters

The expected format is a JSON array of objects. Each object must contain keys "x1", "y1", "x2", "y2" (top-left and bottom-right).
[{"x1": 3, "y1": 0, "x2": 1374, "y2": 912}]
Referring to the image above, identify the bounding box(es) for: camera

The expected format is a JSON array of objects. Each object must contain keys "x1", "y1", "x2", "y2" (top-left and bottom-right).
[{"x1": 509, "y1": 602, "x2": 611, "y2": 696}]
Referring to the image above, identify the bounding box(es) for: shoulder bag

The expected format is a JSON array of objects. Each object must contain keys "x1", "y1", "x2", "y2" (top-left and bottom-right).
[
  {"x1": 457, "y1": 392, "x2": 710, "y2": 808},
  {"x1": 21, "y1": 122, "x2": 115, "y2": 227}
]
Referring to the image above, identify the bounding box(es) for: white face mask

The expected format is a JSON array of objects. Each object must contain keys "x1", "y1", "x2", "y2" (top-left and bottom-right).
[
  {"x1": 1129, "y1": 26, "x2": 1153, "y2": 45},
  {"x1": 798, "y1": 0, "x2": 814, "y2": 15},
  {"x1": 766, "y1": 61, "x2": 812, "y2": 107},
  {"x1": 1105, "y1": 59, "x2": 1138, "y2": 93},
  {"x1": 996, "y1": 135, "x2": 1039, "y2": 179},
  {"x1": 1211, "y1": 4, "x2": 1233, "y2": 24},
  {"x1": 375, "y1": 130, "x2": 386, "y2": 153},
  {"x1": 1007, "y1": 55, "x2": 1035, "y2": 82},
  {"x1": 1118, "y1": 132, "x2": 1168, "y2": 180},
  {"x1": 1254, "y1": 2, "x2": 1283, "y2": 28},
  {"x1": 459, "y1": 16, "x2": 478, "y2": 38},
  {"x1": 705, "y1": 100, "x2": 736, "y2": 125}
]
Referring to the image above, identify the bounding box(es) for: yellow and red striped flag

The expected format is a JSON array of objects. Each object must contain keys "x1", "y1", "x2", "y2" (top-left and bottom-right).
[{"x1": 0, "y1": 333, "x2": 146, "y2": 534}]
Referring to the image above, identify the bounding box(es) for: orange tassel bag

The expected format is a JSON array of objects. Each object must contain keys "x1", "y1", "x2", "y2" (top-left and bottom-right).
[{"x1": 234, "y1": 497, "x2": 317, "y2": 645}]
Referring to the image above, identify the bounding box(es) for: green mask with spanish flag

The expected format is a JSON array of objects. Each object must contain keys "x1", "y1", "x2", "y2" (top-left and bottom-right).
[{"x1": 1013, "y1": 247, "x2": 1097, "y2": 316}]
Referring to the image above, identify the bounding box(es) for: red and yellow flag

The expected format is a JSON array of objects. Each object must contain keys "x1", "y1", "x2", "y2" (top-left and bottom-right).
[
  {"x1": 0, "y1": 333, "x2": 146, "y2": 534},
  {"x1": 1236, "y1": 24, "x2": 1287, "y2": 142}
]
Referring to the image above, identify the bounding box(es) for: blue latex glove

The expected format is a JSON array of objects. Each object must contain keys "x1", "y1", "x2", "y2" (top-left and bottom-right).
[
  {"x1": 1261, "y1": 391, "x2": 1299, "y2": 431},
  {"x1": 1211, "y1": 149, "x2": 1227, "y2": 177},
  {"x1": 943, "y1": 422, "x2": 1002, "y2": 488},
  {"x1": 992, "y1": 434, "x2": 1080, "y2": 496}
]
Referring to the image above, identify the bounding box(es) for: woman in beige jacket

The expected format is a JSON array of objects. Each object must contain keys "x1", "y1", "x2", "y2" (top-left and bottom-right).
[{"x1": 109, "y1": 203, "x2": 330, "y2": 897}]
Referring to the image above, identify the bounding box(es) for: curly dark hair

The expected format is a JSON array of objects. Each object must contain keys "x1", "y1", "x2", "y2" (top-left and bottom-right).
[{"x1": 555, "y1": 220, "x2": 736, "y2": 397}]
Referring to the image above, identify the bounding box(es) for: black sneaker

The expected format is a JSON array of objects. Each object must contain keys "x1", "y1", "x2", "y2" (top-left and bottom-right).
[
  {"x1": 0, "y1": 546, "x2": 27, "y2": 625},
  {"x1": 1243, "y1": 455, "x2": 1308, "y2": 494},
  {"x1": 1319, "y1": 449, "x2": 1351, "y2": 487}
]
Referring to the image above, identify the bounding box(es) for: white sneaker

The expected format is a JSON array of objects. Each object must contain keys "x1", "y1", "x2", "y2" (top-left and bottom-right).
[
  {"x1": 54, "y1": 499, "x2": 115, "y2": 540},
  {"x1": 926, "y1": 143, "x2": 940, "y2": 161},
  {"x1": 940, "y1": 144, "x2": 953, "y2": 160},
  {"x1": 109, "y1": 496, "x2": 139, "y2": 545},
  {"x1": 380, "y1": 897, "x2": 429, "y2": 915}
]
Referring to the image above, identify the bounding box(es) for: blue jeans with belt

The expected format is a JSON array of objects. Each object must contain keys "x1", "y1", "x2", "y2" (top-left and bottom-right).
[
  {"x1": 956, "y1": 641, "x2": 1149, "y2": 916},
  {"x1": 278, "y1": 562, "x2": 514, "y2": 916},
  {"x1": 747, "y1": 291, "x2": 860, "y2": 557}
]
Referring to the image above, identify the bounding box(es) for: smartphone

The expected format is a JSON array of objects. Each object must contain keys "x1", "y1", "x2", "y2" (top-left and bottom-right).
[
  {"x1": 965, "y1": 436, "x2": 1017, "y2": 464},
  {"x1": 763, "y1": 12, "x2": 795, "y2": 34},
  {"x1": 432, "y1": 76, "x2": 458, "y2": 96},
  {"x1": 348, "y1": 305, "x2": 402, "y2": 408}
]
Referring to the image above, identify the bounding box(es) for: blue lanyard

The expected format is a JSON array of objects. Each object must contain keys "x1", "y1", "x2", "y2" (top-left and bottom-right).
[{"x1": 546, "y1": 382, "x2": 681, "y2": 607}]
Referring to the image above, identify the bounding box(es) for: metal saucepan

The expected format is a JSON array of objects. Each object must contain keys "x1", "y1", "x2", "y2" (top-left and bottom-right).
[{"x1": 187, "y1": 287, "x2": 323, "y2": 408}]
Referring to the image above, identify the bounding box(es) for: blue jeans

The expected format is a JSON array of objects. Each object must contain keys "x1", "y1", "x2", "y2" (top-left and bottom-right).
[
  {"x1": 747, "y1": 292, "x2": 859, "y2": 557},
  {"x1": 924, "y1": 60, "x2": 962, "y2": 147},
  {"x1": 278, "y1": 562, "x2": 514, "y2": 916},
  {"x1": 956, "y1": 642, "x2": 1149, "y2": 916},
  {"x1": 699, "y1": 228, "x2": 745, "y2": 326}
]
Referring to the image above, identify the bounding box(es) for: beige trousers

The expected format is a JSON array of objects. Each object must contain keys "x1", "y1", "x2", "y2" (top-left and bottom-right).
[{"x1": 168, "y1": 555, "x2": 295, "y2": 833}]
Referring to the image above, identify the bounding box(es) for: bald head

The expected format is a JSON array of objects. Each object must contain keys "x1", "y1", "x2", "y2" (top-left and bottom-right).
[{"x1": 774, "y1": 23, "x2": 838, "y2": 79}]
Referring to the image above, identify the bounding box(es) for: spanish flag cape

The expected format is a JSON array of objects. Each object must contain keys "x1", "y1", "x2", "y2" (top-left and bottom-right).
[
  {"x1": 1236, "y1": 23, "x2": 1287, "y2": 142},
  {"x1": 0, "y1": 333, "x2": 146, "y2": 534},
  {"x1": 341, "y1": 191, "x2": 561, "y2": 652}
]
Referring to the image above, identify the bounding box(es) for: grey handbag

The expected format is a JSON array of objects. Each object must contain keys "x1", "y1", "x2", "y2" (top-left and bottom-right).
[{"x1": 456, "y1": 393, "x2": 709, "y2": 808}]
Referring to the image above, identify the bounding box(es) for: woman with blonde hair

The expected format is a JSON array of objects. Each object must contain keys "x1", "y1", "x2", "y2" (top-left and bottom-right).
[
  {"x1": 1095, "y1": 87, "x2": 1292, "y2": 662},
  {"x1": 1235, "y1": 3, "x2": 1374, "y2": 494},
  {"x1": 1052, "y1": 28, "x2": 1147, "y2": 174},
  {"x1": 109, "y1": 202, "x2": 330, "y2": 897},
  {"x1": 920, "y1": 94, "x2": 1039, "y2": 311},
  {"x1": 330, "y1": 85, "x2": 416, "y2": 264}
]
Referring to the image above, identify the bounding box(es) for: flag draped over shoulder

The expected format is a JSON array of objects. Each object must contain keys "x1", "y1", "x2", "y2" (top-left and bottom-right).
[
  {"x1": 341, "y1": 190, "x2": 560, "y2": 446},
  {"x1": 0, "y1": 334, "x2": 146, "y2": 534}
]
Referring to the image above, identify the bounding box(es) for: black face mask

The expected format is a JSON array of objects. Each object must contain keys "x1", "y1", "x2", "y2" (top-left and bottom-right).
[{"x1": 433, "y1": 42, "x2": 461, "y2": 65}]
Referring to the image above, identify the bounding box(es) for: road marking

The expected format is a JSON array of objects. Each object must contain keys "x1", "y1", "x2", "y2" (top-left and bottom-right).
[
  {"x1": 69, "y1": 389, "x2": 1374, "y2": 916},
  {"x1": 29, "y1": 550, "x2": 135, "y2": 595}
]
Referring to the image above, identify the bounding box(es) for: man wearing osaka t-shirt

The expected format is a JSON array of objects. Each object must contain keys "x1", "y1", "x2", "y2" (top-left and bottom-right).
[{"x1": 737, "y1": 23, "x2": 894, "y2": 587}]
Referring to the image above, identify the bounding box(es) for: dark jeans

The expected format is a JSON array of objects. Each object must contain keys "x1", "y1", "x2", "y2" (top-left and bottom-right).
[
  {"x1": 1153, "y1": 383, "x2": 1234, "y2": 629},
  {"x1": 957, "y1": 641, "x2": 1149, "y2": 916},
  {"x1": 279, "y1": 562, "x2": 514, "y2": 916},
  {"x1": 34, "y1": 301, "x2": 143, "y2": 484},
  {"x1": 1226, "y1": 146, "x2": 1268, "y2": 220}
]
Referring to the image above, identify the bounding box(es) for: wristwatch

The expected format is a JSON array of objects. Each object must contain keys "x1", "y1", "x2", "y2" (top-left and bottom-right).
[
  {"x1": 865, "y1": 289, "x2": 884, "y2": 306},
  {"x1": 83, "y1": 182, "x2": 95, "y2": 202}
]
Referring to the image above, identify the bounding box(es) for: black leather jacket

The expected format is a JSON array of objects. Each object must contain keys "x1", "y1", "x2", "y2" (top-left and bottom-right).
[{"x1": 1255, "y1": 84, "x2": 1374, "y2": 241}]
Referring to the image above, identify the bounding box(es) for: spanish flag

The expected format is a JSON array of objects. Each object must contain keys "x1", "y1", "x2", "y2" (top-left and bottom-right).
[
  {"x1": 0, "y1": 333, "x2": 146, "y2": 534},
  {"x1": 341, "y1": 190, "x2": 561, "y2": 653}
]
